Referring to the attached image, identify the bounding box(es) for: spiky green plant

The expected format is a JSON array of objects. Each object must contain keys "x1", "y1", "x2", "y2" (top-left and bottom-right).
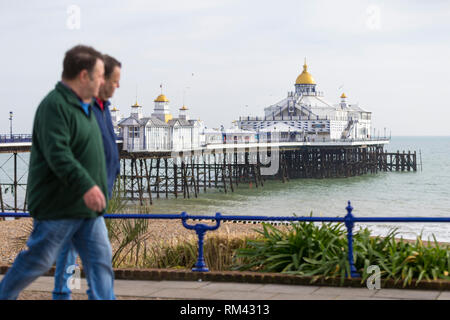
[
  {"x1": 105, "y1": 177, "x2": 155, "y2": 268},
  {"x1": 233, "y1": 220, "x2": 450, "y2": 287}
]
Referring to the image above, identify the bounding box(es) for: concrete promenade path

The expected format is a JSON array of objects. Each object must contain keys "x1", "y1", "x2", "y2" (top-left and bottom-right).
[{"x1": 1, "y1": 275, "x2": 449, "y2": 300}]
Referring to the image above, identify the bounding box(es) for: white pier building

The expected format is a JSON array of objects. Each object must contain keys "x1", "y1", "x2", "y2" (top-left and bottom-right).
[
  {"x1": 117, "y1": 92, "x2": 204, "y2": 152},
  {"x1": 237, "y1": 60, "x2": 372, "y2": 141}
]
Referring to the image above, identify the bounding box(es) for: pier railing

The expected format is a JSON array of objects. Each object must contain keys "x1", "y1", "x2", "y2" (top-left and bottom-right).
[
  {"x1": 0, "y1": 134, "x2": 32, "y2": 143},
  {"x1": 1, "y1": 201, "x2": 449, "y2": 277}
]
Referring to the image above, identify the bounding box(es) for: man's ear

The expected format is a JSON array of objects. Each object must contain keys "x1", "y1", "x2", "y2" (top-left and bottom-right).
[{"x1": 79, "y1": 69, "x2": 89, "y2": 82}]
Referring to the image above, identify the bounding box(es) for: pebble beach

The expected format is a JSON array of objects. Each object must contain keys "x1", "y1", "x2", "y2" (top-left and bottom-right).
[{"x1": 0, "y1": 217, "x2": 267, "y2": 265}]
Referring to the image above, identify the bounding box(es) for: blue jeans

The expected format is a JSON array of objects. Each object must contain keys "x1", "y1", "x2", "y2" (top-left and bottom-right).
[
  {"x1": 52, "y1": 242, "x2": 79, "y2": 300},
  {"x1": 0, "y1": 216, "x2": 115, "y2": 300}
]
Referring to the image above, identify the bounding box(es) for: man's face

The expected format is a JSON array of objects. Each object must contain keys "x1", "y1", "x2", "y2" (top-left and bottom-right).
[
  {"x1": 99, "y1": 66, "x2": 121, "y2": 100},
  {"x1": 86, "y1": 58, "x2": 105, "y2": 98}
]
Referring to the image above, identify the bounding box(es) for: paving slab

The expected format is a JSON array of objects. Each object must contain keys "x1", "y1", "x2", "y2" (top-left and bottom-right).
[
  {"x1": 270, "y1": 293, "x2": 337, "y2": 300},
  {"x1": 145, "y1": 288, "x2": 218, "y2": 300},
  {"x1": 373, "y1": 289, "x2": 441, "y2": 300},
  {"x1": 256, "y1": 284, "x2": 320, "y2": 294},
  {"x1": 112, "y1": 284, "x2": 163, "y2": 297},
  {"x1": 436, "y1": 291, "x2": 450, "y2": 300},
  {"x1": 157, "y1": 280, "x2": 211, "y2": 289},
  {"x1": 335, "y1": 295, "x2": 398, "y2": 300},
  {"x1": 208, "y1": 290, "x2": 276, "y2": 300},
  {"x1": 312, "y1": 286, "x2": 377, "y2": 297},
  {"x1": 114, "y1": 279, "x2": 167, "y2": 288},
  {"x1": 201, "y1": 282, "x2": 265, "y2": 292}
]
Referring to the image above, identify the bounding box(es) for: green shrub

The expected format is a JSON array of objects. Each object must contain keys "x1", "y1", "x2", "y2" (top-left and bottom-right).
[{"x1": 233, "y1": 221, "x2": 450, "y2": 286}]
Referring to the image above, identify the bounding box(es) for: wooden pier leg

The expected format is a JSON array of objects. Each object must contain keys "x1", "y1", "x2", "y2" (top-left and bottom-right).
[
  {"x1": 185, "y1": 159, "x2": 190, "y2": 199},
  {"x1": 139, "y1": 159, "x2": 144, "y2": 199},
  {"x1": 191, "y1": 157, "x2": 198, "y2": 198},
  {"x1": 222, "y1": 164, "x2": 227, "y2": 194},
  {"x1": 196, "y1": 157, "x2": 200, "y2": 195},
  {"x1": 134, "y1": 159, "x2": 144, "y2": 205},
  {"x1": 181, "y1": 160, "x2": 186, "y2": 198},
  {"x1": 234, "y1": 151, "x2": 239, "y2": 187},
  {"x1": 384, "y1": 150, "x2": 387, "y2": 171},
  {"x1": 252, "y1": 164, "x2": 258, "y2": 188},
  {"x1": 401, "y1": 150, "x2": 405, "y2": 171},
  {"x1": 245, "y1": 151, "x2": 250, "y2": 184},
  {"x1": 214, "y1": 154, "x2": 218, "y2": 189},
  {"x1": 256, "y1": 150, "x2": 263, "y2": 187},
  {"x1": 407, "y1": 151, "x2": 411, "y2": 172},
  {"x1": 220, "y1": 153, "x2": 227, "y2": 193},
  {"x1": 131, "y1": 159, "x2": 135, "y2": 200},
  {"x1": 228, "y1": 161, "x2": 234, "y2": 192},
  {"x1": 174, "y1": 160, "x2": 178, "y2": 199},
  {"x1": 203, "y1": 155, "x2": 207, "y2": 193},
  {"x1": 0, "y1": 184, "x2": 4, "y2": 214},
  {"x1": 165, "y1": 158, "x2": 169, "y2": 198},
  {"x1": 143, "y1": 159, "x2": 153, "y2": 205},
  {"x1": 122, "y1": 158, "x2": 126, "y2": 197},
  {"x1": 155, "y1": 158, "x2": 160, "y2": 198},
  {"x1": 208, "y1": 154, "x2": 212, "y2": 188}
]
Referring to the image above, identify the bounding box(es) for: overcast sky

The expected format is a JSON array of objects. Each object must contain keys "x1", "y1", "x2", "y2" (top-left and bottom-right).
[{"x1": 1, "y1": 0, "x2": 450, "y2": 136}]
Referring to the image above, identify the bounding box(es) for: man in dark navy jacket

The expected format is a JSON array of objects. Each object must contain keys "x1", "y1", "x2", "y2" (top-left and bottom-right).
[
  {"x1": 52, "y1": 54, "x2": 121, "y2": 300},
  {"x1": 92, "y1": 55, "x2": 121, "y2": 198}
]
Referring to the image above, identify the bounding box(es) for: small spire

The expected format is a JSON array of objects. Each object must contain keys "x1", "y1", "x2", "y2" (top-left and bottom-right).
[{"x1": 135, "y1": 84, "x2": 138, "y2": 105}]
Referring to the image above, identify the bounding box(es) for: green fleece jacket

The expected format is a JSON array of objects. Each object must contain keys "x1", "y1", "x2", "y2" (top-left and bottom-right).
[{"x1": 27, "y1": 82, "x2": 108, "y2": 220}]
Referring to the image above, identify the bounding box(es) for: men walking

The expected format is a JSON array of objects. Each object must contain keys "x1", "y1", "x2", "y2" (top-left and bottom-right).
[
  {"x1": 52, "y1": 54, "x2": 121, "y2": 300},
  {"x1": 0, "y1": 45, "x2": 115, "y2": 300}
]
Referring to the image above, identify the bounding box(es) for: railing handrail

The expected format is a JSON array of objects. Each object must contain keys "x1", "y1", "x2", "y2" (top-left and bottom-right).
[
  {"x1": 0, "y1": 134, "x2": 33, "y2": 143},
  {"x1": 1, "y1": 202, "x2": 448, "y2": 275},
  {"x1": 3, "y1": 213, "x2": 447, "y2": 223}
]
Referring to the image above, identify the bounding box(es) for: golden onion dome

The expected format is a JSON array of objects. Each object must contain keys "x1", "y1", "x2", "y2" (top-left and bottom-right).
[
  {"x1": 295, "y1": 61, "x2": 316, "y2": 85},
  {"x1": 111, "y1": 106, "x2": 119, "y2": 111},
  {"x1": 180, "y1": 105, "x2": 188, "y2": 110},
  {"x1": 154, "y1": 94, "x2": 169, "y2": 102},
  {"x1": 340, "y1": 93, "x2": 347, "y2": 99}
]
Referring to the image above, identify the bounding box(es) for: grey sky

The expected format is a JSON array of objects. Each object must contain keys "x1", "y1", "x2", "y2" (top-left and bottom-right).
[{"x1": 1, "y1": 0, "x2": 450, "y2": 136}]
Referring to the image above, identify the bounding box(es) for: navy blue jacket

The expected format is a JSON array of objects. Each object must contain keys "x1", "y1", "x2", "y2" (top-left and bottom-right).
[{"x1": 92, "y1": 99, "x2": 120, "y2": 199}]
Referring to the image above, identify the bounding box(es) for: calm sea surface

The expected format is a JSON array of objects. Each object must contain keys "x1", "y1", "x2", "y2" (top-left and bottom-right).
[{"x1": 1, "y1": 136, "x2": 450, "y2": 241}]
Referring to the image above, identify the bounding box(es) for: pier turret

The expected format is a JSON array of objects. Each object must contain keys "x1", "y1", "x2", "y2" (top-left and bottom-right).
[
  {"x1": 152, "y1": 93, "x2": 173, "y2": 123},
  {"x1": 295, "y1": 58, "x2": 316, "y2": 95},
  {"x1": 130, "y1": 101, "x2": 143, "y2": 120},
  {"x1": 178, "y1": 105, "x2": 189, "y2": 120},
  {"x1": 340, "y1": 93, "x2": 347, "y2": 109}
]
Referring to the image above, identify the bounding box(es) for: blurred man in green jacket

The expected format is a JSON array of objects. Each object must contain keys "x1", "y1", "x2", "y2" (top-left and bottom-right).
[{"x1": 0, "y1": 45, "x2": 115, "y2": 300}]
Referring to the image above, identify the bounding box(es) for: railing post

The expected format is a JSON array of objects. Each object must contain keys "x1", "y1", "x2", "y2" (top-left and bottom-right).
[
  {"x1": 344, "y1": 201, "x2": 360, "y2": 278},
  {"x1": 181, "y1": 212, "x2": 222, "y2": 272}
]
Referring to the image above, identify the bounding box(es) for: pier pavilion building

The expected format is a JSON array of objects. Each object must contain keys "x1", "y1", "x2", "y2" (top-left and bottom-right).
[
  {"x1": 237, "y1": 61, "x2": 372, "y2": 141},
  {"x1": 117, "y1": 92, "x2": 205, "y2": 152}
]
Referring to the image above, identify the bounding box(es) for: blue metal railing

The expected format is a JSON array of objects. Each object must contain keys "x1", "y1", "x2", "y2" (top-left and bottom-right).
[{"x1": 1, "y1": 201, "x2": 450, "y2": 276}]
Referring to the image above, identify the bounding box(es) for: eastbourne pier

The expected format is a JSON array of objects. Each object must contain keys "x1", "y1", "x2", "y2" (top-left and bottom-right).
[{"x1": 0, "y1": 134, "x2": 418, "y2": 212}]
